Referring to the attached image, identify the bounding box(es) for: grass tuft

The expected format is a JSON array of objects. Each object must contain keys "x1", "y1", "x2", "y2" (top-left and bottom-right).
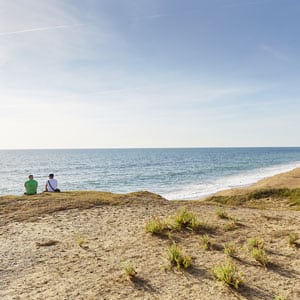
[
  {"x1": 223, "y1": 242, "x2": 238, "y2": 257},
  {"x1": 247, "y1": 237, "x2": 264, "y2": 250},
  {"x1": 76, "y1": 234, "x2": 86, "y2": 248},
  {"x1": 223, "y1": 221, "x2": 238, "y2": 231},
  {"x1": 250, "y1": 248, "x2": 268, "y2": 267},
  {"x1": 166, "y1": 242, "x2": 192, "y2": 270},
  {"x1": 199, "y1": 234, "x2": 213, "y2": 251},
  {"x1": 145, "y1": 217, "x2": 169, "y2": 235},
  {"x1": 121, "y1": 261, "x2": 137, "y2": 280},
  {"x1": 216, "y1": 207, "x2": 229, "y2": 219},
  {"x1": 206, "y1": 188, "x2": 300, "y2": 210},
  {"x1": 212, "y1": 259, "x2": 243, "y2": 289},
  {"x1": 274, "y1": 295, "x2": 287, "y2": 300},
  {"x1": 172, "y1": 208, "x2": 199, "y2": 231},
  {"x1": 288, "y1": 233, "x2": 299, "y2": 247}
]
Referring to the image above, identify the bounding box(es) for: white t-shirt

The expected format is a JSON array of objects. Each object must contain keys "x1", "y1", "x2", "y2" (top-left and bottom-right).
[{"x1": 47, "y1": 178, "x2": 58, "y2": 192}]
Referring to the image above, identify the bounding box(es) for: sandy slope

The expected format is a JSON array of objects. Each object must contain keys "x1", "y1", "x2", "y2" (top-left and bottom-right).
[
  {"x1": 215, "y1": 168, "x2": 300, "y2": 196},
  {"x1": 0, "y1": 170, "x2": 300, "y2": 300}
]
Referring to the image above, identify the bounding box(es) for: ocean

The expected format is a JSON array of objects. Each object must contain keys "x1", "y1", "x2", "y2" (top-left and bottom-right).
[{"x1": 0, "y1": 147, "x2": 300, "y2": 199}]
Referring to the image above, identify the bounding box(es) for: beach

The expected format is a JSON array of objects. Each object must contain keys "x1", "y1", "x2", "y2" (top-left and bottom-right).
[{"x1": 0, "y1": 169, "x2": 300, "y2": 299}]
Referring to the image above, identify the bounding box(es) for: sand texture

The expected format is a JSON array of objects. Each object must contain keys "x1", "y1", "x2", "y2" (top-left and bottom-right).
[{"x1": 0, "y1": 169, "x2": 300, "y2": 299}]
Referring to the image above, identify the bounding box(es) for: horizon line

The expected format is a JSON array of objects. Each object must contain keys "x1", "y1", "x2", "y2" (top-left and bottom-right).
[{"x1": 1, "y1": 146, "x2": 300, "y2": 151}]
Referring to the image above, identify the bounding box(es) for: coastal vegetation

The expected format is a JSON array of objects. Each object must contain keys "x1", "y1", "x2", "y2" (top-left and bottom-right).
[
  {"x1": 121, "y1": 261, "x2": 137, "y2": 280},
  {"x1": 166, "y1": 242, "x2": 192, "y2": 270},
  {"x1": 223, "y1": 242, "x2": 238, "y2": 257},
  {"x1": 206, "y1": 187, "x2": 300, "y2": 210},
  {"x1": 288, "y1": 233, "x2": 299, "y2": 247},
  {"x1": 211, "y1": 259, "x2": 243, "y2": 289}
]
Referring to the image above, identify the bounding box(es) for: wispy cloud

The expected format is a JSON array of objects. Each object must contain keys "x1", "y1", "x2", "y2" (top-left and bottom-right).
[
  {"x1": 223, "y1": 0, "x2": 272, "y2": 8},
  {"x1": 0, "y1": 24, "x2": 84, "y2": 37},
  {"x1": 259, "y1": 44, "x2": 290, "y2": 62}
]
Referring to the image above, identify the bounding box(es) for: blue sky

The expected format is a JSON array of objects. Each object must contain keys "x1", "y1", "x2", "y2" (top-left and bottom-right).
[{"x1": 0, "y1": 0, "x2": 299, "y2": 149}]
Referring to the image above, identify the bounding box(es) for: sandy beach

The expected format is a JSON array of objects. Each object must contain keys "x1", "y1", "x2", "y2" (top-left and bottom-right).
[{"x1": 0, "y1": 169, "x2": 300, "y2": 299}]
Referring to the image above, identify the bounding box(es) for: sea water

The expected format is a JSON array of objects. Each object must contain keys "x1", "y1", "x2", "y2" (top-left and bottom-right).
[{"x1": 0, "y1": 147, "x2": 300, "y2": 199}]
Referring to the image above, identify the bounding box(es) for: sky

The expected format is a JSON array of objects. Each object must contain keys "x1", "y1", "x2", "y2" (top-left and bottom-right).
[{"x1": 0, "y1": 0, "x2": 299, "y2": 149}]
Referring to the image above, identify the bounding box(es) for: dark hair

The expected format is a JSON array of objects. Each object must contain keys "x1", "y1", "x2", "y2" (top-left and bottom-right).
[{"x1": 49, "y1": 174, "x2": 54, "y2": 178}]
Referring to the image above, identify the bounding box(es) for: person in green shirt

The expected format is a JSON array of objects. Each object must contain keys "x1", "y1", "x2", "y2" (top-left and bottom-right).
[{"x1": 24, "y1": 175, "x2": 38, "y2": 195}]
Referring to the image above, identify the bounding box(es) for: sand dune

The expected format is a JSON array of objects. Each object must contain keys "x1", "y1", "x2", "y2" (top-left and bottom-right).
[{"x1": 0, "y1": 169, "x2": 299, "y2": 299}]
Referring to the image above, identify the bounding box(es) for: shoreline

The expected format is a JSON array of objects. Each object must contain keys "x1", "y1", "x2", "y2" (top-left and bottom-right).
[
  {"x1": 213, "y1": 167, "x2": 300, "y2": 197},
  {"x1": 166, "y1": 164, "x2": 300, "y2": 200},
  {"x1": 1, "y1": 167, "x2": 300, "y2": 200},
  {"x1": 0, "y1": 167, "x2": 300, "y2": 202}
]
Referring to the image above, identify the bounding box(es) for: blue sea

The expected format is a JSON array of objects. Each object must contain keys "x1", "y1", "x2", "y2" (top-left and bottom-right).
[{"x1": 0, "y1": 148, "x2": 300, "y2": 199}]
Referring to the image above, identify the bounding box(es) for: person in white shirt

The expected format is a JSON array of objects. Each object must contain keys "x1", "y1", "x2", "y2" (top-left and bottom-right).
[{"x1": 45, "y1": 173, "x2": 59, "y2": 192}]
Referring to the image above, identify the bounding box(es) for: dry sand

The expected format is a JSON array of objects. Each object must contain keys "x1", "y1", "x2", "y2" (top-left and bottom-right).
[{"x1": 0, "y1": 169, "x2": 300, "y2": 300}]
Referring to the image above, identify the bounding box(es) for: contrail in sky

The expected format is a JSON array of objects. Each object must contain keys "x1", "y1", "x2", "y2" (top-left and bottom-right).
[{"x1": 0, "y1": 24, "x2": 84, "y2": 36}]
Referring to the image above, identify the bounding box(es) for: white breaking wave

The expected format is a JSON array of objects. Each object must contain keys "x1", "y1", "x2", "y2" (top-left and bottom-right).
[{"x1": 163, "y1": 161, "x2": 300, "y2": 200}]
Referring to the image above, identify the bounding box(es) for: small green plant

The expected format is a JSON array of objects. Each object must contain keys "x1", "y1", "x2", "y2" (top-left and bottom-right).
[
  {"x1": 247, "y1": 237, "x2": 264, "y2": 250},
  {"x1": 251, "y1": 248, "x2": 268, "y2": 267},
  {"x1": 288, "y1": 233, "x2": 299, "y2": 247},
  {"x1": 212, "y1": 259, "x2": 243, "y2": 289},
  {"x1": 229, "y1": 216, "x2": 238, "y2": 222},
  {"x1": 200, "y1": 234, "x2": 213, "y2": 251},
  {"x1": 166, "y1": 231, "x2": 173, "y2": 240},
  {"x1": 121, "y1": 261, "x2": 137, "y2": 280},
  {"x1": 216, "y1": 207, "x2": 229, "y2": 219},
  {"x1": 223, "y1": 243, "x2": 237, "y2": 257},
  {"x1": 166, "y1": 242, "x2": 192, "y2": 270},
  {"x1": 145, "y1": 217, "x2": 168, "y2": 235},
  {"x1": 223, "y1": 221, "x2": 238, "y2": 231},
  {"x1": 274, "y1": 295, "x2": 287, "y2": 300},
  {"x1": 172, "y1": 208, "x2": 199, "y2": 231},
  {"x1": 76, "y1": 234, "x2": 86, "y2": 248}
]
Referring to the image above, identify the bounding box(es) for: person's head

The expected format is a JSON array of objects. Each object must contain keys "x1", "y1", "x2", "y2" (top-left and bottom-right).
[
  {"x1": 29, "y1": 175, "x2": 33, "y2": 179},
  {"x1": 49, "y1": 174, "x2": 54, "y2": 179}
]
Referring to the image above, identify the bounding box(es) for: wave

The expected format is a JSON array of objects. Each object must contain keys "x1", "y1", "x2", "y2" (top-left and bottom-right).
[{"x1": 163, "y1": 161, "x2": 300, "y2": 200}]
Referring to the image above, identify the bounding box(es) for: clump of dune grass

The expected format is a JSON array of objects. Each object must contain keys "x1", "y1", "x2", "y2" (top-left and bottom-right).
[
  {"x1": 223, "y1": 243, "x2": 238, "y2": 257},
  {"x1": 223, "y1": 221, "x2": 238, "y2": 231},
  {"x1": 166, "y1": 242, "x2": 192, "y2": 270},
  {"x1": 247, "y1": 237, "x2": 264, "y2": 250},
  {"x1": 170, "y1": 208, "x2": 214, "y2": 233},
  {"x1": 121, "y1": 261, "x2": 137, "y2": 280},
  {"x1": 288, "y1": 233, "x2": 299, "y2": 247},
  {"x1": 285, "y1": 188, "x2": 300, "y2": 209},
  {"x1": 172, "y1": 208, "x2": 199, "y2": 231},
  {"x1": 274, "y1": 295, "x2": 287, "y2": 300},
  {"x1": 145, "y1": 217, "x2": 169, "y2": 235},
  {"x1": 76, "y1": 234, "x2": 86, "y2": 248},
  {"x1": 216, "y1": 207, "x2": 229, "y2": 219},
  {"x1": 207, "y1": 188, "x2": 300, "y2": 210},
  {"x1": 251, "y1": 248, "x2": 268, "y2": 267},
  {"x1": 199, "y1": 234, "x2": 213, "y2": 251},
  {"x1": 212, "y1": 259, "x2": 243, "y2": 289}
]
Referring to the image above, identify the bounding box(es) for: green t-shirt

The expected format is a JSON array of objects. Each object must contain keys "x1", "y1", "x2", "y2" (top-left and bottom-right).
[{"x1": 25, "y1": 179, "x2": 38, "y2": 195}]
